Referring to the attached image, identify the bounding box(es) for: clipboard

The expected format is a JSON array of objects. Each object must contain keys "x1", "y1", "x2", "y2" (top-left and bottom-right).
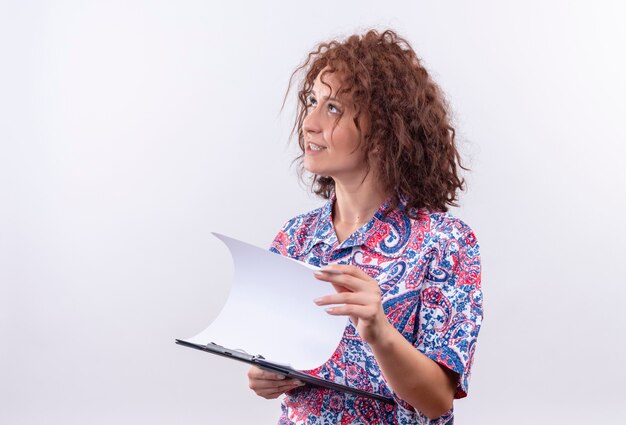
[{"x1": 175, "y1": 339, "x2": 395, "y2": 405}]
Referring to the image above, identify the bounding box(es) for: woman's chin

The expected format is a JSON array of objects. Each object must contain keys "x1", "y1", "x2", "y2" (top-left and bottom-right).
[{"x1": 303, "y1": 161, "x2": 322, "y2": 176}]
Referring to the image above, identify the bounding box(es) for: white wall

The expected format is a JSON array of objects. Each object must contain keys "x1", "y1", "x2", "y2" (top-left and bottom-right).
[{"x1": 1, "y1": 1, "x2": 625, "y2": 423}]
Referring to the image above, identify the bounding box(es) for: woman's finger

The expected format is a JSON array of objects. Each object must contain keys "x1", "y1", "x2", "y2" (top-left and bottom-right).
[
  {"x1": 321, "y1": 264, "x2": 371, "y2": 279},
  {"x1": 314, "y1": 291, "x2": 377, "y2": 307},
  {"x1": 314, "y1": 270, "x2": 372, "y2": 292},
  {"x1": 259, "y1": 383, "x2": 302, "y2": 399},
  {"x1": 252, "y1": 379, "x2": 305, "y2": 399},
  {"x1": 250, "y1": 378, "x2": 303, "y2": 391},
  {"x1": 247, "y1": 366, "x2": 286, "y2": 381},
  {"x1": 323, "y1": 304, "x2": 379, "y2": 320}
]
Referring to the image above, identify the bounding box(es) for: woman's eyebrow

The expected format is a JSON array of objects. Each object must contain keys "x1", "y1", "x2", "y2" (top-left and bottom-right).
[{"x1": 310, "y1": 89, "x2": 342, "y2": 103}]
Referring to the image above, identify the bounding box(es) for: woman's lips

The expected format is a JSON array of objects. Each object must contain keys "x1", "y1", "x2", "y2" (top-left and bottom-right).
[{"x1": 307, "y1": 142, "x2": 327, "y2": 152}]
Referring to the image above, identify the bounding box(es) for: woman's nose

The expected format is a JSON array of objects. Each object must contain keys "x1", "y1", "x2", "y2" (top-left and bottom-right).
[{"x1": 302, "y1": 106, "x2": 321, "y2": 135}]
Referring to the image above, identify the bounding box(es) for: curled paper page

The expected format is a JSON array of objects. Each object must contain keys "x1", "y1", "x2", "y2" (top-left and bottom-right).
[{"x1": 186, "y1": 232, "x2": 348, "y2": 371}]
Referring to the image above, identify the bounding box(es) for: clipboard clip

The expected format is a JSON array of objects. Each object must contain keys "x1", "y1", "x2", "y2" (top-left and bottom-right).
[{"x1": 208, "y1": 342, "x2": 263, "y2": 359}]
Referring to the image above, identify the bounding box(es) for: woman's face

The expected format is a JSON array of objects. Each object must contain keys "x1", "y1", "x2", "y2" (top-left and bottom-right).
[{"x1": 302, "y1": 69, "x2": 369, "y2": 181}]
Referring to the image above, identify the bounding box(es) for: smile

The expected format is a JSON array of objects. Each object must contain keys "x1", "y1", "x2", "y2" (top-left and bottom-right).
[{"x1": 308, "y1": 143, "x2": 327, "y2": 151}]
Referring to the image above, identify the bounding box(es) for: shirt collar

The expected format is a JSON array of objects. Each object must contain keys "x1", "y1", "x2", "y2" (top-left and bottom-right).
[
  {"x1": 304, "y1": 195, "x2": 410, "y2": 257},
  {"x1": 306, "y1": 199, "x2": 337, "y2": 250}
]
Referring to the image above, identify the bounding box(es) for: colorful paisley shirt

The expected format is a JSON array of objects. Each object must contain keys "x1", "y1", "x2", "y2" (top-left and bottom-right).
[{"x1": 270, "y1": 197, "x2": 483, "y2": 425}]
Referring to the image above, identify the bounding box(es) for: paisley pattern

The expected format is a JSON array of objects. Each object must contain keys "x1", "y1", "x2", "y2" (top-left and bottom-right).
[{"x1": 272, "y1": 198, "x2": 483, "y2": 425}]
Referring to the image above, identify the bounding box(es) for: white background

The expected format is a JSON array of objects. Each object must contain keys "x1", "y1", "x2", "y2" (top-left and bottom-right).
[{"x1": 1, "y1": 1, "x2": 625, "y2": 423}]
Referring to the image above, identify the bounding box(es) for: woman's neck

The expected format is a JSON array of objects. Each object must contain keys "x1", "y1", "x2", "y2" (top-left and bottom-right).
[{"x1": 332, "y1": 176, "x2": 388, "y2": 241}]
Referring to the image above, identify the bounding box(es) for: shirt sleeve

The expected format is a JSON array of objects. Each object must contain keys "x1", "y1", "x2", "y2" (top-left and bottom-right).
[
  {"x1": 269, "y1": 222, "x2": 291, "y2": 256},
  {"x1": 415, "y1": 227, "x2": 483, "y2": 399}
]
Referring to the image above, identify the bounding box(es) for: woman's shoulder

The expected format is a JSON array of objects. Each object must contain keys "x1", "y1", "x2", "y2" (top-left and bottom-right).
[
  {"x1": 270, "y1": 203, "x2": 330, "y2": 256},
  {"x1": 278, "y1": 204, "x2": 327, "y2": 236},
  {"x1": 413, "y1": 209, "x2": 479, "y2": 248}
]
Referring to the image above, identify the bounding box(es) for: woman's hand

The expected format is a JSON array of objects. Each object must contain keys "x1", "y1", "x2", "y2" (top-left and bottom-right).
[
  {"x1": 313, "y1": 264, "x2": 392, "y2": 344},
  {"x1": 314, "y1": 264, "x2": 456, "y2": 418},
  {"x1": 247, "y1": 366, "x2": 304, "y2": 399}
]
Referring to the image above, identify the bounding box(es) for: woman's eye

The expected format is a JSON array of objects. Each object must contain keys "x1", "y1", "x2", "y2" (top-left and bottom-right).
[
  {"x1": 306, "y1": 95, "x2": 317, "y2": 107},
  {"x1": 328, "y1": 103, "x2": 340, "y2": 114}
]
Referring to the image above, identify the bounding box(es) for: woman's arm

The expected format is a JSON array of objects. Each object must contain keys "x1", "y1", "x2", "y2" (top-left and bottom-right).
[
  {"x1": 366, "y1": 319, "x2": 457, "y2": 418},
  {"x1": 314, "y1": 265, "x2": 456, "y2": 419}
]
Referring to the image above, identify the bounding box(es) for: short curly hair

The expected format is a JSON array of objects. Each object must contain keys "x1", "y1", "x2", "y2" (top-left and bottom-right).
[{"x1": 286, "y1": 29, "x2": 467, "y2": 214}]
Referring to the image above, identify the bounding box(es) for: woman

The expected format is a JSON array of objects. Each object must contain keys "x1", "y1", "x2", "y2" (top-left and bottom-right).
[{"x1": 248, "y1": 29, "x2": 483, "y2": 425}]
